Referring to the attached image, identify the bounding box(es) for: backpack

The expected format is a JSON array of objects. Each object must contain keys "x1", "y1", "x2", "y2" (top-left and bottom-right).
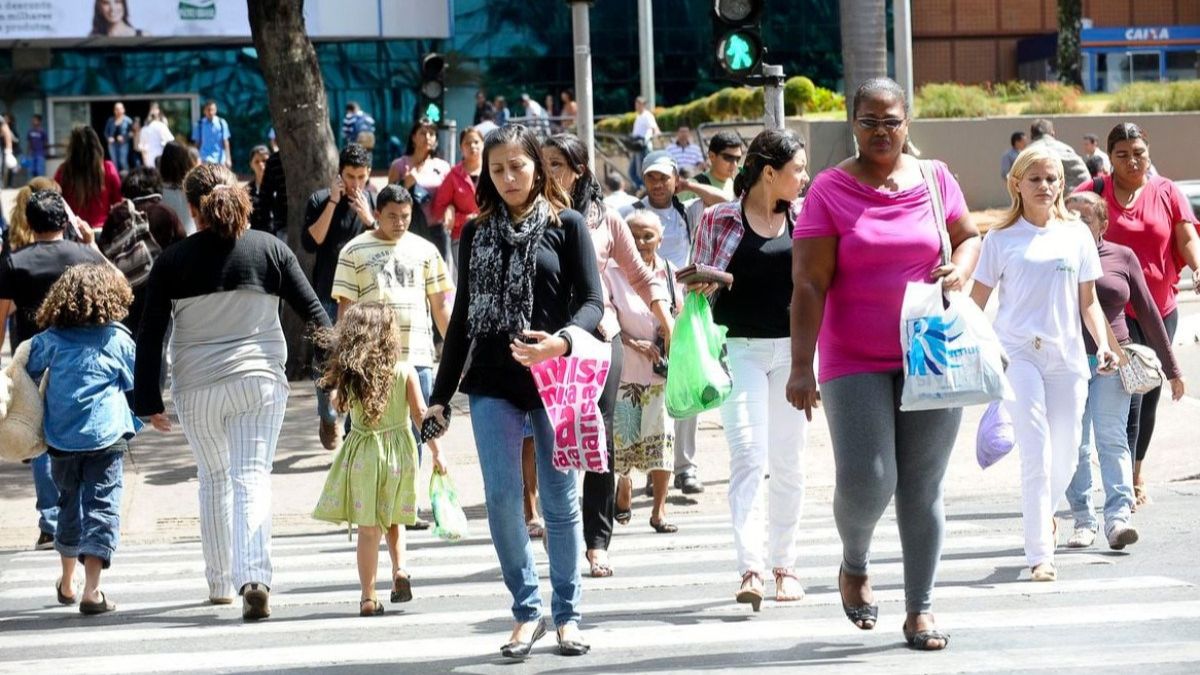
[{"x1": 101, "y1": 200, "x2": 161, "y2": 290}]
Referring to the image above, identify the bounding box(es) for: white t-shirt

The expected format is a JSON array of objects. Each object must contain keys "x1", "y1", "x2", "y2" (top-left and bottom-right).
[
  {"x1": 972, "y1": 217, "x2": 1102, "y2": 376},
  {"x1": 651, "y1": 204, "x2": 689, "y2": 268},
  {"x1": 139, "y1": 119, "x2": 174, "y2": 165},
  {"x1": 632, "y1": 110, "x2": 657, "y2": 141}
]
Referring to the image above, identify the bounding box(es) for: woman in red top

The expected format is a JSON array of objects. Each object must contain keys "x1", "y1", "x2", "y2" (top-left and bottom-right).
[
  {"x1": 1074, "y1": 123, "x2": 1200, "y2": 506},
  {"x1": 432, "y1": 126, "x2": 484, "y2": 272},
  {"x1": 55, "y1": 126, "x2": 122, "y2": 230}
]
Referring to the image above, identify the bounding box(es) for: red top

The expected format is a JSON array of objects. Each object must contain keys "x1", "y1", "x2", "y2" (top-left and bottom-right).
[
  {"x1": 1076, "y1": 175, "x2": 1196, "y2": 319},
  {"x1": 431, "y1": 162, "x2": 479, "y2": 241},
  {"x1": 55, "y1": 160, "x2": 123, "y2": 230}
]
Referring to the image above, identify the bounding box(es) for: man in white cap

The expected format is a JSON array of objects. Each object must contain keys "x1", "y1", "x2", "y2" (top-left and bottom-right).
[{"x1": 620, "y1": 149, "x2": 707, "y2": 496}]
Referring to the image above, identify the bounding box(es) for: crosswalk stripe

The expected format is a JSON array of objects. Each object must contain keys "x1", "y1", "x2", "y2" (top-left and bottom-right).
[
  {"x1": 0, "y1": 520, "x2": 985, "y2": 568},
  {"x1": 5, "y1": 602, "x2": 1199, "y2": 673},
  {"x1": 0, "y1": 534, "x2": 1022, "y2": 585},
  {"x1": 0, "y1": 549, "x2": 1113, "y2": 601},
  {"x1": 0, "y1": 576, "x2": 1188, "y2": 650}
]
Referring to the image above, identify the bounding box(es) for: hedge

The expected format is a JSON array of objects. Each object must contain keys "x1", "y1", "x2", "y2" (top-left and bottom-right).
[
  {"x1": 1107, "y1": 81, "x2": 1200, "y2": 112},
  {"x1": 595, "y1": 76, "x2": 844, "y2": 134},
  {"x1": 914, "y1": 83, "x2": 1003, "y2": 118},
  {"x1": 1023, "y1": 82, "x2": 1084, "y2": 114}
]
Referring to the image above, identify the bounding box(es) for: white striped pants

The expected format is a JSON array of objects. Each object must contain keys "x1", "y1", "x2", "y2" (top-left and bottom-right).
[{"x1": 174, "y1": 376, "x2": 289, "y2": 597}]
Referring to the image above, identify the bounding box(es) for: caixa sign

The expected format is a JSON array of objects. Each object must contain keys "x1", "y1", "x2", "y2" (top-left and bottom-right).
[{"x1": 1125, "y1": 27, "x2": 1170, "y2": 41}]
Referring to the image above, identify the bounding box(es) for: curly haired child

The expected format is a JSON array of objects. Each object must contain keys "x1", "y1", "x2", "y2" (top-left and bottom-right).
[
  {"x1": 25, "y1": 263, "x2": 162, "y2": 615},
  {"x1": 312, "y1": 302, "x2": 446, "y2": 616}
]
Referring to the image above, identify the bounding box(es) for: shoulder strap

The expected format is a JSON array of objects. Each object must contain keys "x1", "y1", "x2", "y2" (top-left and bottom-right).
[
  {"x1": 662, "y1": 258, "x2": 677, "y2": 314},
  {"x1": 919, "y1": 160, "x2": 951, "y2": 268}
]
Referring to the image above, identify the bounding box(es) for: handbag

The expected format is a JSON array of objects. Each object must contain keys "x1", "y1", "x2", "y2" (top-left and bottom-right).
[
  {"x1": 898, "y1": 161, "x2": 1011, "y2": 411},
  {"x1": 1119, "y1": 343, "x2": 1164, "y2": 395}
]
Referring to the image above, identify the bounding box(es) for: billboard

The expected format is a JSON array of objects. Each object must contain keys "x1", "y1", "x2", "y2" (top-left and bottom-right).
[{"x1": 0, "y1": 0, "x2": 451, "y2": 43}]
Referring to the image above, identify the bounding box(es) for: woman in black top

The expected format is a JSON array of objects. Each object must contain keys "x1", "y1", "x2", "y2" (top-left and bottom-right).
[
  {"x1": 689, "y1": 129, "x2": 811, "y2": 610},
  {"x1": 426, "y1": 125, "x2": 603, "y2": 657},
  {"x1": 134, "y1": 164, "x2": 329, "y2": 621}
]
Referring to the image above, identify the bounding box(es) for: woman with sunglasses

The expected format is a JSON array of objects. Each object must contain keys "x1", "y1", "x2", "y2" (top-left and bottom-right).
[{"x1": 788, "y1": 77, "x2": 980, "y2": 651}]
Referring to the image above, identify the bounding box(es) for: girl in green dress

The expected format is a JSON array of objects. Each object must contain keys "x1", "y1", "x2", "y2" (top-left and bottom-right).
[{"x1": 312, "y1": 302, "x2": 446, "y2": 616}]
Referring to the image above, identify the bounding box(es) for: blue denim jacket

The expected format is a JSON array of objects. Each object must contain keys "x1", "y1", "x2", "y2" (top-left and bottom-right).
[{"x1": 25, "y1": 323, "x2": 142, "y2": 452}]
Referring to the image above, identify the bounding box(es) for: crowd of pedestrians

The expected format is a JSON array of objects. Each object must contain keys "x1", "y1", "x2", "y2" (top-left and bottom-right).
[{"x1": 2, "y1": 77, "x2": 1197, "y2": 662}]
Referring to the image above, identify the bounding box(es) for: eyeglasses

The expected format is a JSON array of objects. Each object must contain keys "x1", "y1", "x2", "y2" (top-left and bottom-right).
[
  {"x1": 718, "y1": 152, "x2": 744, "y2": 163},
  {"x1": 855, "y1": 117, "x2": 906, "y2": 131}
]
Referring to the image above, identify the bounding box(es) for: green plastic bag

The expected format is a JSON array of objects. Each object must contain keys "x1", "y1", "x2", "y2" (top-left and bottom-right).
[
  {"x1": 429, "y1": 471, "x2": 470, "y2": 541},
  {"x1": 665, "y1": 291, "x2": 732, "y2": 418}
]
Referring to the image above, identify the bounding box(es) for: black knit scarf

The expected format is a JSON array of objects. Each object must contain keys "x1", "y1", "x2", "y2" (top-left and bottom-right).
[{"x1": 467, "y1": 198, "x2": 551, "y2": 338}]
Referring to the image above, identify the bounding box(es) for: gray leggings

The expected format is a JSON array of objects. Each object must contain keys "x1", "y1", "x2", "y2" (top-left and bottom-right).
[{"x1": 821, "y1": 370, "x2": 962, "y2": 614}]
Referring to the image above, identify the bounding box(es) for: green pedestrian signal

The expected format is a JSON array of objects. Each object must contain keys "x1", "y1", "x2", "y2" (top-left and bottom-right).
[
  {"x1": 424, "y1": 102, "x2": 442, "y2": 124},
  {"x1": 716, "y1": 30, "x2": 763, "y2": 77}
]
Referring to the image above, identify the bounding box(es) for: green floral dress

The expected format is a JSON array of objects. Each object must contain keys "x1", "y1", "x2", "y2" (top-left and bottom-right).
[{"x1": 312, "y1": 369, "x2": 419, "y2": 527}]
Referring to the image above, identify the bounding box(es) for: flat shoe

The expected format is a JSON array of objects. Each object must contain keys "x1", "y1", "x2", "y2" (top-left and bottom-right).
[
  {"x1": 904, "y1": 626, "x2": 950, "y2": 651},
  {"x1": 773, "y1": 568, "x2": 805, "y2": 602},
  {"x1": 500, "y1": 620, "x2": 547, "y2": 659},
  {"x1": 79, "y1": 591, "x2": 116, "y2": 615},
  {"x1": 242, "y1": 583, "x2": 271, "y2": 621},
  {"x1": 208, "y1": 596, "x2": 234, "y2": 605},
  {"x1": 1030, "y1": 563, "x2": 1057, "y2": 582},
  {"x1": 359, "y1": 598, "x2": 385, "y2": 616},
  {"x1": 557, "y1": 627, "x2": 591, "y2": 656},
  {"x1": 56, "y1": 579, "x2": 77, "y2": 606},
  {"x1": 391, "y1": 571, "x2": 413, "y2": 603}
]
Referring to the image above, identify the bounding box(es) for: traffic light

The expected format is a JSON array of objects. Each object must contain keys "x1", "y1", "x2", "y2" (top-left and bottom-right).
[
  {"x1": 713, "y1": 0, "x2": 765, "y2": 80},
  {"x1": 418, "y1": 52, "x2": 446, "y2": 124}
]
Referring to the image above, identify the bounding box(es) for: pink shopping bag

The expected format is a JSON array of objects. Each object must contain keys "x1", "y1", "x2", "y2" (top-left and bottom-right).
[{"x1": 529, "y1": 327, "x2": 611, "y2": 473}]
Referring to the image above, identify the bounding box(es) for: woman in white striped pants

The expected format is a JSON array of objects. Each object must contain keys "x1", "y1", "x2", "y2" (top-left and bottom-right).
[{"x1": 134, "y1": 164, "x2": 330, "y2": 620}]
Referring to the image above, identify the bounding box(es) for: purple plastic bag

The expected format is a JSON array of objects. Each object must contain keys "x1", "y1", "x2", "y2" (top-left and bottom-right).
[{"x1": 976, "y1": 401, "x2": 1015, "y2": 469}]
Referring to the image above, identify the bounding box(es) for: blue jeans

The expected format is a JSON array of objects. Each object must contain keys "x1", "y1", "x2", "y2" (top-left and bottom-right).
[
  {"x1": 315, "y1": 299, "x2": 339, "y2": 424},
  {"x1": 108, "y1": 142, "x2": 130, "y2": 173},
  {"x1": 26, "y1": 154, "x2": 46, "y2": 177},
  {"x1": 32, "y1": 452, "x2": 59, "y2": 536},
  {"x1": 1066, "y1": 361, "x2": 1134, "y2": 533},
  {"x1": 50, "y1": 440, "x2": 126, "y2": 567},
  {"x1": 469, "y1": 395, "x2": 582, "y2": 627}
]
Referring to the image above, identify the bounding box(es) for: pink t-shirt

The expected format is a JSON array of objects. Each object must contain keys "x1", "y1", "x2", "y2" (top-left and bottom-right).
[
  {"x1": 1074, "y1": 175, "x2": 1195, "y2": 319},
  {"x1": 793, "y1": 161, "x2": 967, "y2": 383}
]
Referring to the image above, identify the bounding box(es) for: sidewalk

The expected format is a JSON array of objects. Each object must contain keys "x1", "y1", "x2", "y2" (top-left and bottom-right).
[{"x1": 4, "y1": 374, "x2": 1198, "y2": 551}]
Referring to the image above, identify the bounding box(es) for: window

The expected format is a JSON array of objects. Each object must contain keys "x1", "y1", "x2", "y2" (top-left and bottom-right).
[{"x1": 1166, "y1": 50, "x2": 1200, "y2": 81}]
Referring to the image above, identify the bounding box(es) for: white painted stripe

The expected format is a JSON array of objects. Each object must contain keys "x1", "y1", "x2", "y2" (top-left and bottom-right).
[
  {"x1": 0, "y1": 534, "x2": 1022, "y2": 585},
  {"x1": 1, "y1": 521, "x2": 987, "y2": 568},
  {"x1": 0, "y1": 550, "x2": 1112, "y2": 601},
  {"x1": 4, "y1": 602, "x2": 1199, "y2": 673},
  {"x1": 0, "y1": 576, "x2": 1187, "y2": 651}
]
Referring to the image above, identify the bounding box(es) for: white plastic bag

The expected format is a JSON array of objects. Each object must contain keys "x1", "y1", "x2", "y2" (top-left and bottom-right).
[
  {"x1": 975, "y1": 401, "x2": 1015, "y2": 469},
  {"x1": 900, "y1": 281, "x2": 1010, "y2": 411}
]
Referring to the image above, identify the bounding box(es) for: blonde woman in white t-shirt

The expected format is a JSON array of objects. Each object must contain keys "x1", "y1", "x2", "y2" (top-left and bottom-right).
[{"x1": 969, "y1": 147, "x2": 1120, "y2": 583}]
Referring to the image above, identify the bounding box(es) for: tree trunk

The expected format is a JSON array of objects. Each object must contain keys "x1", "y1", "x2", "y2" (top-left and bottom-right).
[
  {"x1": 838, "y1": 0, "x2": 888, "y2": 152},
  {"x1": 248, "y1": 0, "x2": 338, "y2": 379},
  {"x1": 1057, "y1": 0, "x2": 1083, "y2": 87}
]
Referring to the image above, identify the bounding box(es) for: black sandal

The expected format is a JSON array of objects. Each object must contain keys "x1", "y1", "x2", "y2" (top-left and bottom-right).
[
  {"x1": 838, "y1": 569, "x2": 877, "y2": 630},
  {"x1": 615, "y1": 477, "x2": 633, "y2": 525},
  {"x1": 391, "y1": 570, "x2": 413, "y2": 603},
  {"x1": 359, "y1": 597, "x2": 385, "y2": 616},
  {"x1": 649, "y1": 517, "x2": 677, "y2": 533},
  {"x1": 904, "y1": 625, "x2": 950, "y2": 650},
  {"x1": 56, "y1": 579, "x2": 77, "y2": 606},
  {"x1": 79, "y1": 590, "x2": 116, "y2": 615}
]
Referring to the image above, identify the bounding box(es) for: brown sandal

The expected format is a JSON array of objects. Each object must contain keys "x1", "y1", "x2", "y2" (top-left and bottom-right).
[
  {"x1": 359, "y1": 597, "x2": 385, "y2": 616},
  {"x1": 390, "y1": 570, "x2": 412, "y2": 603},
  {"x1": 736, "y1": 571, "x2": 764, "y2": 612},
  {"x1": 773, "y1": 567, "x2": 805, "y2": 602}
]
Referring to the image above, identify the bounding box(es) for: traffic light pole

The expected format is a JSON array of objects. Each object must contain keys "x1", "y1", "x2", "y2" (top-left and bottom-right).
[
  {"x1": 568, "y1": 0, "x2": 596, "y2": 172},
  {"x1": 761, "y1": 63, "x2": 786, "y2": 131}
]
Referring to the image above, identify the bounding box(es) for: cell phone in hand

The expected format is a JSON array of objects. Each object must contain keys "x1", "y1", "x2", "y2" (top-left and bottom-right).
[{"x1": 420, "y1": 409, "x2": 451, "y2": 443}]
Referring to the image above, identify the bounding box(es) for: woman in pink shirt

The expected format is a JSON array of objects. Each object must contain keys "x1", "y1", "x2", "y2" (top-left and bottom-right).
[
  {"x1": 1073, "y1": 123, "x2": 1200, "y2": 506},
  {"x1": 55, "y1": 126, "x2": 122, "y2": 230},
  {"x1": 542, "y1": 133, "x2": 673, "y2": 579},
  {"x1": 788, "y1": 78, "x2": 980, "y2": 651},
  {"x1": 432, "y1": 127, "x2": 484, "y2": 273}
]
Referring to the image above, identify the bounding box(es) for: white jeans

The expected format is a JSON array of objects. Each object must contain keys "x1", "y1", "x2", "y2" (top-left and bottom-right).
[
  {"x1": 719, "y1": 338, "x2": 808, "y2": 576},
  {"x1": 1004, "y1": 344, "x2": 1087, "y2": 568},
  {"x1": 174, "y1": 376, "x2": 289, "y2": 597}
]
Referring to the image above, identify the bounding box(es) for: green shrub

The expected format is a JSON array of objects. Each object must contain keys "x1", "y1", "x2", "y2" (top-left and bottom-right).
[
  {"x1": 915, "y1": 83, "x2": 1002, "y2": 118},
  {"x1": 1023, "y1": 82, "x2": 1084, "y2": 114},
  {"x1": 784, "y1": 76, "x2": 817, "y2": 114},
  {"x1": 809, "y1": 86, "x2": 846, "y2": 113},
  {"x1": 987, "y1": 80, "x2": 1032, "y2": 102},
  {"x1": 1107, "y1": 81, "x2": 1200, "y2": 112}
]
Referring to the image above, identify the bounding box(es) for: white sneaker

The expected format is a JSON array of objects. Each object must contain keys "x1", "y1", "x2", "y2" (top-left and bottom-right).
[
  {"x1": 1107, "y1": 524, "x2": 1139, "y2": 550},
  {"x1": 1066, "y1": 527, "x2": 1096, "y2": 549}
]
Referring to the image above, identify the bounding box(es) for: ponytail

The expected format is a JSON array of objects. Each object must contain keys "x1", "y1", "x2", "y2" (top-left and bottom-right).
[{"x1": 200, "y1": 185, "x2": 252, "y2": 240}]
